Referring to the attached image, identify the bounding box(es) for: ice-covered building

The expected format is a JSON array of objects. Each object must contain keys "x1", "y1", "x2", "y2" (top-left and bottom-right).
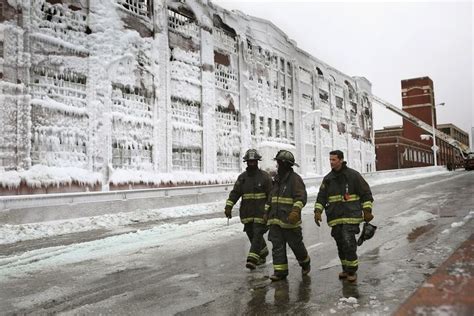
[{"x1": 0, "y1": 0, "x2": 375, "y2": 192}]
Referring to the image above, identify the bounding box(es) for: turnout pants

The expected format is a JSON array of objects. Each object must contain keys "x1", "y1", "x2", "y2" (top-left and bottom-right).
[
  {"x1": 268, "y1": 225, "x2": 310, "y2": 277},
  {"x1": 244, "y1": 222, "x2": 269, "y2": 264},
  {"x1": 331, "y1": 224, "x2": 360, "y2": 274}
]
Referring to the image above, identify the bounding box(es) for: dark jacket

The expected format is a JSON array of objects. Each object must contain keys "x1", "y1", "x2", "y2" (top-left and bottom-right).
[
  {"x1": 315, "y1": 162, "x2": 373, "y2": 227},
  {"x1": 266, "y1": 168, "x2": 307, "y2": 229},
  {"x1": 226, "y1": 168, "x2": 273, "y2": 224}
]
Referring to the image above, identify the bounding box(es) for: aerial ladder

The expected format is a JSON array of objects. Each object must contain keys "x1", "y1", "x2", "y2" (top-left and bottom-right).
[{"x1": 373, "y1": 96, "x2": 469, "y2": 159}]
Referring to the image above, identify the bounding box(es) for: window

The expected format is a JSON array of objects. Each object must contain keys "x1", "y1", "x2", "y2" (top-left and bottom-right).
[
  {"x1": 168, "y1": 8, "x2": 199, "y2": 38},
  {"x1": 267, "y1": 118, "x2": 273, "y2": 137},
  {"x1": 215, "y1": 63, "x2": 238, "y2": 92},
  {"x1": 336, "y1": 96, "x2": 344, "y2": 109},
  {"x1": 299, "y1": 67, "x2": 312, "y2": 84},
  {"x1": 316, "y1": 67, "x2": 323, "y2": 76},
  {"x1": 250, "y1": 113, "x2": 256, "y2": 136},
  {"x1": 259, "y1": 116, "x2": 264, "y2": 136},
  {"x1": 282, "y1": 120, "x2": 287, "y2": 138},
  {"x1": 119, "y1": 0, "x2": 152, "y2": 19},
  {"x1": 350, "y1": 102, "x2": 357, "y2": 115},
  {"x1": 319, "y1": 89, "x2": 329, "y2": 102},
  {"x1": 289, "y1": 122, "x2": 294, "y2": 140},
  {"x1": 172, "y1": 148, "x2": 201, "y2": 171},
  {"x1": 280, "y1": 87, "x2": 286, "y2": 100},
  {"x1": 275, "y1": 119, "x2": 280, "y2": 138}
]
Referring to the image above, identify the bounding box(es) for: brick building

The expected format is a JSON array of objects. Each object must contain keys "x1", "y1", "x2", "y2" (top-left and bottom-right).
[{"x1": 375, "y1": 76, "x2": 467, "y2": 171}]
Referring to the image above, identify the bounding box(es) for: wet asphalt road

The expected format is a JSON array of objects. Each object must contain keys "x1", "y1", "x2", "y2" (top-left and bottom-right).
[{"x1": 0, "y1": 170, "x2": 473, "y2": 315}]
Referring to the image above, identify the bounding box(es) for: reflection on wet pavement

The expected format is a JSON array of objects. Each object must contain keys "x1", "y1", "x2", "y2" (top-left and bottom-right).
[{"x1": 341, "y1": 281, "x2": 360, "y2": 298}]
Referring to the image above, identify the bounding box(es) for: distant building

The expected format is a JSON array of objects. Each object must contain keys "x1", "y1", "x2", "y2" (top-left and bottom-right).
[
  {"x1": 437, "y1": 123, "x2": 469, "y2": 148},
  {"x1": 375, "y1": 76, "x2": 467, "y2": 170},
  {"x1": 0, "y1": 0, "x2": 375, "y2": 193}
]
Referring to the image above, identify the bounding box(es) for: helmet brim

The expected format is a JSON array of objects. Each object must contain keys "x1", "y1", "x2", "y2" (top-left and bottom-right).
[{"x1": 274, "y1": 158, "x2": 299, "y2": 167}]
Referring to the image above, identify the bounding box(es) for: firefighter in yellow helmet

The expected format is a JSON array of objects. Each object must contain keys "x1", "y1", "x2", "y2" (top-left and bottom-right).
[
  {"x1": 264, "y1": 150, "x2": 311, "y2": 281},
  {"x1": 314, "y1": 150, "x2": 374, "y2": 283},
  {"x1": 225, "y1": 149, "x2": 273, "y2": 270}
]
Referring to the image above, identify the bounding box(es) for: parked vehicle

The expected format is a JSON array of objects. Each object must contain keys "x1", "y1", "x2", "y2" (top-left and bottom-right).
[{"x1": 464, "y1": 152, "x2": 474, "y2": 171}]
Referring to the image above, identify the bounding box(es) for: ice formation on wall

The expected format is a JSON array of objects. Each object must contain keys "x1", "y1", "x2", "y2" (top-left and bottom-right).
[{"x1": 0, "y1": 0, "x2": 376, "y2": 190}]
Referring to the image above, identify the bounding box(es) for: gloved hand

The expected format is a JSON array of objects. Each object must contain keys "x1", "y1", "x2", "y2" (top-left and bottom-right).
[
  {"x1": 314, "y1": 211, "x2": 322, "y2": 227},
  {"x1": 288, "y1": 208, "x2": 300, "y2": 225},
  {"x1": 363, "y1": 208, "x2": 374, "y2": 222},
  {"x1": 262, "y1": 213, "x2": 268, "y2": 224},
  {"x1": 224, "y1": 205, "x2": 232, "y2": 219}
]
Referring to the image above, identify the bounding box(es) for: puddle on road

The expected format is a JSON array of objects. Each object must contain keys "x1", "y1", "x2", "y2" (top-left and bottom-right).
[{"x1": 407, "y1": 224, "x2": 435, "y2": 242}]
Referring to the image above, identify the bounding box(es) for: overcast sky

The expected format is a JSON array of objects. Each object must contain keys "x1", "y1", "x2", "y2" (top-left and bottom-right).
[{"x1": 212, "y1": 0, "x2": 473, "y2": 146}]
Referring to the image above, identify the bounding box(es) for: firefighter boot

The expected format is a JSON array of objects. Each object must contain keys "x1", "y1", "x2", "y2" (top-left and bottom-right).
[
  {"x1": 246, "y1": 261, "x2": 257, "y2": 270},
  {"x1": 257, "y1": 247, "x2": 269, "y2": 266},
  {"x1": 347, "y1": 272, "x2": 357, "y2": 283},
  {"x1": 270, "y1": 274, "x2": 287, "y2": 282},
  {"x1": 339, "y1": 271, "x2": 348, "y2": 279}
]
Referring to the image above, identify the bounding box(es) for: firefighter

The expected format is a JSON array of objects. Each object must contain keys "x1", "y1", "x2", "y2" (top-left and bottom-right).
[
  {"x1": 225, "y1": 149, "x2": 273, "y2": 270},
  {"x1": 265, "y1": 150, "x2": 311, "y2": 281},
  {"x1": 314, "y1": 150, "x2": 374, "y2": 283}
]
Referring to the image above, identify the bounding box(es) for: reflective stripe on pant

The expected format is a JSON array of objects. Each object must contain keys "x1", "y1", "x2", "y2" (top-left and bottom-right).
[
  {"x1": 244, "y1": 222, "x2": 268, "y2": 264},
  {"x1": 268, "y1": 225, "x2": 310, "y2": 276},
  {"x1": 331, "y1": 224, "x2": 360, "y2": 273}
]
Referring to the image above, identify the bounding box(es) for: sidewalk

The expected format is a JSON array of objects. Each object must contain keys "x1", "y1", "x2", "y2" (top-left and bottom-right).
[{"x1": 394, "y1": 233, "x2": 474, "y2": 316}]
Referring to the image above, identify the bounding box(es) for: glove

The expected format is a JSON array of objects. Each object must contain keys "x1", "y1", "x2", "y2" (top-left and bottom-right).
[
  {"x1": 314, "y1": 211, "x2": 322, "y2": 227},
  {"x1": 363, "y1": 208, "x2": 374, "y2": 222},
  {"x1": 224, "y1": 205, "x2": 232, "y2": 219},
  {"x1": 262, "y1": 213, "x2": 268, "y2": 224},
  {"x1": 287, "y1": 208, "x2": 300, "y2": 225}
]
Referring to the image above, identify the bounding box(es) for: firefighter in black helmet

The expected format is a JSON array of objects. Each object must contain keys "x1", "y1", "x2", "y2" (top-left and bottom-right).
[
  {"x1": 314, "y1": 150, "x2": 374, "y2": 283},
  {"x1": 264, "y1": 150, "x2": 311, "y2": 281},
  {"x1": 225, "y1": 149, "x2": 273, "y2": 270}
]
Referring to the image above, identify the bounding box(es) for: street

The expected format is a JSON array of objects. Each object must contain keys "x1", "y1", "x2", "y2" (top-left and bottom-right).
[{"x1": 1, "y1": 171, "x2": 473, "y2": 315}]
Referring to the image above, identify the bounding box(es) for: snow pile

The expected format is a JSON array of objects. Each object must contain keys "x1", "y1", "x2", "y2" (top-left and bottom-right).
[
  {"x1": 447, "y1": 261, "x2": 470, "y2": 278},
  {"x1": 414, "y1": 305, "x2": 458, "y2": 316},
  {"x1": 0, "y1": 215, "x2": 243, "y2": 280},
  {"x1": 109, "y1": 169, "x2": 238, "y2": 186},
  {"x1": 368, "y1": 170, "x2": 449, "y2": 186},
  {"x1": 367, "y1": 295, "x2": 381, "y2": 309},
  {"x1": 0, "y1": 165, "x2": 102, "y2": 189},
  {"x1": 441, "y1": 210, "x2": 473, "y2": 234},
  {"x1": 336, "y1": 297, "x2": 359, "y2": 310},
  {"x1": 0, "y1": 201, "x2": 224, "y2": 245}
]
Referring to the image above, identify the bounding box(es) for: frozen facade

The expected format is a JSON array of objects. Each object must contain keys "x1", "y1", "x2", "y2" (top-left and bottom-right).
[{"x1": 0, "y1": 0, "x2": 375, "y2": 191}]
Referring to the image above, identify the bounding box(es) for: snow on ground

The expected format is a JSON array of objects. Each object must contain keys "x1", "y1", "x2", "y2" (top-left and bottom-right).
[
  {"x1": 441, "y1": 211, "x2": 474, "y2": 234},
  {"x1": 0, "y1": 216, "x2": 243, "y2": 281},
  {"x1": 0, "y1": 201, "x2": 224, "y2": 245},
  {"x1": 367, "y1": 170, "x2": 449, "y2": 186}
]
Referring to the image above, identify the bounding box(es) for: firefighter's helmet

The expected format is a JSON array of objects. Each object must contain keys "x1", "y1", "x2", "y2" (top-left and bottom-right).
[
  {"x1": 274, "y1": 150, "x2": 299, "y2": 167},
  {"x1": 243, "y1": 149, "x2": 262, "y2": 161},
  {"x1": 357, "y1": 222, "x2": 377, "y2": 246}
]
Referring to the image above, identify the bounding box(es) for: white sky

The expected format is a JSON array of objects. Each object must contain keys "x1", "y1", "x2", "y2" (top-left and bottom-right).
[{"x1": 212, "y1": 0, "x2": 473, "y2": 144}]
